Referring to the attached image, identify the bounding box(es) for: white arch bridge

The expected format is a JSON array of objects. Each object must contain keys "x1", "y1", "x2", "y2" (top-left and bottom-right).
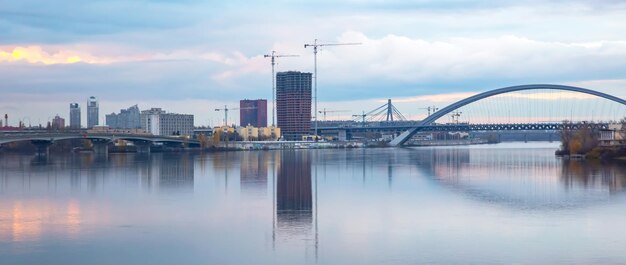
[{"x1": 390, "y1": 84, "x2": 626, "y2": 146}]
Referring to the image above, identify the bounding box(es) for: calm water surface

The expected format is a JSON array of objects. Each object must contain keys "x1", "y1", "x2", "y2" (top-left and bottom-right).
[{"x1": 2, "y1": 142, "x2": 626, "y2": 264}]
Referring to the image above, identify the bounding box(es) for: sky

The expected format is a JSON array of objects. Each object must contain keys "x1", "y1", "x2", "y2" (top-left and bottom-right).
[{"x1": 2, "y1": 0, "x2": 626, "y2": 126}]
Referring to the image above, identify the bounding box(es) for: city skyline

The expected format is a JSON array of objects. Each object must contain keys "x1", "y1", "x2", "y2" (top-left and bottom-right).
[
  {"x1": 2, "y1": 83, "x2": 626, "y2": 128},
  {"x1": 2, "y1": 1, "x2": 626, "y2": 126},
  {"x1": 3, "y1": 2, "x2": 626, "y2": 264}
]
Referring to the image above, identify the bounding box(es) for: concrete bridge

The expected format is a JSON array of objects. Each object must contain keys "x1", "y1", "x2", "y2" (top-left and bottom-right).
[{"x1": 0, "y1": 132, "x2": 200, "y2": 156}]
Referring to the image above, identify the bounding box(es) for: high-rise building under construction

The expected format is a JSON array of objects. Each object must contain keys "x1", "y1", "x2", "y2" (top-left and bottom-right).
[{"x1": 276, "y1": 71, "x2": 312, "y2": 141}]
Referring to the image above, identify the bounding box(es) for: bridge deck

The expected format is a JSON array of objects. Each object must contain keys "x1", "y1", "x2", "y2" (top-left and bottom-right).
[{"x1": 0, "y1": 133, "x2": 200, "y2": 145}]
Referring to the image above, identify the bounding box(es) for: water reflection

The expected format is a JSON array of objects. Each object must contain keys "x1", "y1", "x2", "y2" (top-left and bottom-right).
[
  {"x1": 1, "y1": 149, "x2": 625, "y2": 208},
  {"x1": 0, "y1": 153, "x2": 194, "y2": 194},
  {"x1": 3, "y1": 145, "x2": 626, "y2": 264},
  {"x1": 151, "y1": 154, "x2": 194, "y2": 192},
  {"x1": 0, "y1": 200, "x2": 81, "y2": 243},
  {"x1": 410, "y1": 146, "x2": 626, "y2": 210},
  {"x1": 210, "y1": 152, "x2": 237, "y2": 194},
  {"x1": 276, "y1": 150, "x2": 313, "y2": 236},
  {"x1": 240, "y1": 152, "x2": 268, "y2": 195}
]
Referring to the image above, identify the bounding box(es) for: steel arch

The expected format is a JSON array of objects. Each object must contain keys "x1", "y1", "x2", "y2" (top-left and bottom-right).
[{"x1": 390, "y1": 84, "x2": 626, "y2": 146}]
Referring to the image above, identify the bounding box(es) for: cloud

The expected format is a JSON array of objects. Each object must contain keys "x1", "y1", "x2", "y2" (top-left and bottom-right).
[
  {"x1": 3, "y1": 31, "x2": 626, "y2": 126},
  {"x1": 330, "y1": 31, "x2": 626, "y2": 82},
  {"x1": 388, "y1": 92, "x2": 478, "y2": 103},
  {"x1": 3, "y1": 32, "x2": 626, "y2": 99},
  {"x1": 2, "y1": 1, "x2": 626, "y2": 125},
  {"x1": 8, "y1": 32, "x2": 626, "y2": 87},
  {"x1": 565, "y1": 79, "x2": 626, "y2": 96},
  {"x1": 3, "y1": 0, "x2": 626, "y2": 51},
  {"x1": 0, "y1": 46, "x2": 112, "y2": 65}
]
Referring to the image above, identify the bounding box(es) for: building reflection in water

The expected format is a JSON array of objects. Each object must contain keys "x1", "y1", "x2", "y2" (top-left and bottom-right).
[
  {"x1": 0, "y1": 153, "x2": 200, "y2": 246},
  {"x1": 240, "y1": 152, "x2": 268, "y2": 195},
  {"x1": 561, "y1": 159, "x2": 626, "y2": 193},
  {"x1": 271, "y1": 149, "x2": 319, "y2": 261},
  {"x1": 0, "y1": 153, "x2": 195, "y2": 194},
  {"x1": 210, "y1": 152, "x2": 238, "y2": 194},
  {"x1": 276, "y1": 150, "x2": 313, "y2": 235},
  {"x1": 415, "y1": 147, "x2": 626, "y2": 209},
  {"x1": 155, "y1": 154, "x2": 194, "y2": 192},
  {"x1": 273, "y1": 150, "x2": 317, "y2": 261},
  {"x1": 135, "y1": 154, "x2": 195, "y2": 192}
]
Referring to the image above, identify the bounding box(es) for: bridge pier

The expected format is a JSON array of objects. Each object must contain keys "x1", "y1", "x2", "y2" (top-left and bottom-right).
[
  {"x1": 134, "y1": 141, "x2": 152, "y2": 154},
  {"x1": 91, "y1": 139, "x2": 110, "y2": 156},
  {"x1": 31, "y1": 140, "x2": 53, "y2": 157},
  {"x1": 338, "y1": 130, "x2": 348, "y2": 141}
]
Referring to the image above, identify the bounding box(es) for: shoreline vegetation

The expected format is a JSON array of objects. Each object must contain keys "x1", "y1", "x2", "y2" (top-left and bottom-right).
[
  {"x1": 556, "y1": 120, "x2": 626, "y2": 161},
  {"x1": 0, "y1": 139, "x2": 366, "y2": 155}
]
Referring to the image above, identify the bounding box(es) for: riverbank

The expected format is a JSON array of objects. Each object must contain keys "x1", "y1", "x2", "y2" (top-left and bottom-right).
[
  {"x1": 587, "y1": 146, "x2": 626, "y2": 160},
  {"x1": 556, "y1": 145, "x2": 626, "y2": 161},
  {"x1": 0, "y1": 140, "x2": 368, "y2": 155}
]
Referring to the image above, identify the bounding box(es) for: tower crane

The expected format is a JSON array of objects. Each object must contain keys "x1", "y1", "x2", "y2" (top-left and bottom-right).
[
  {"x1": 318, "y1": 108, "x2": 350, "y2": 121},
  {"x1": 263, "y1": 51, "x2": 299, "y2": 127},
  {"x1": 304, "y1": 39, "x2": 361, "y2": 137},
  {"x1": 450, "y1": 111, "x2": 462, "y2": 124},
  {"x1": 214, "y1": 105, "x2": 257, "y2": 127},
  {"x1": 352, "y1": 111, "x2": 368, "y2": 124},
  {"x1": 420, "y1": 106, "x2": 439, "y2": 116}
]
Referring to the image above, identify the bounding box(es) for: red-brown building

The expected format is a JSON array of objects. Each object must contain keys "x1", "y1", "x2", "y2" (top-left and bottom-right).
[
  {"x1": 276, "y1": 71, "x2": 312, "y2": 141},
  {"x1": 239, "y1": 99, "x2": 267, "y2": 127},
  {"x1": 52, "y1": 115, "x2": 65, "y2": 130}
]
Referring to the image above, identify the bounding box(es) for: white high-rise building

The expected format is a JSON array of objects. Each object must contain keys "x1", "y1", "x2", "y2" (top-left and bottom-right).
[
  {"x1": 140, "y1": 108, "x2": 194, "y2": 136},
  {"x1": 87, "y1": 96, "x2": 99, "y2": 128}
]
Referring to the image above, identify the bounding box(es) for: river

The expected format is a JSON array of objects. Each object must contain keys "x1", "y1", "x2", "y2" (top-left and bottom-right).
[{"x1": 1, "y1": 142, "x2": 626, "y2": 264}]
